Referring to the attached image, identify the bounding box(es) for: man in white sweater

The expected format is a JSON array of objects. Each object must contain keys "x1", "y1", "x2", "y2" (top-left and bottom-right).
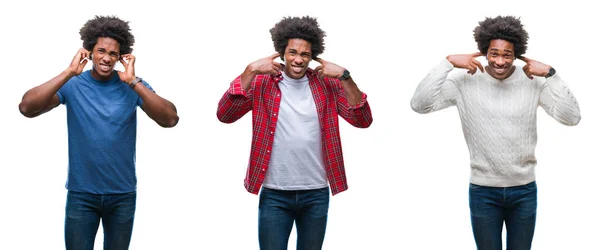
[{"x1": 410, "y1": 16, "x2": 580, "y2": 250}]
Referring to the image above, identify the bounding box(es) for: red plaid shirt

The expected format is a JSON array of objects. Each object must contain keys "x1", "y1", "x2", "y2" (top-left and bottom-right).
[{"x1": 217, "y1": 68, "x2": 372, "y2": 195}]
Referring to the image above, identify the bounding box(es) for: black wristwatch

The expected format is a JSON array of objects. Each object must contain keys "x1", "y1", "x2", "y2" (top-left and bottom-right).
[
  {"x1": 129, "y1": 77, "x2": 142, "y2": 88},
  {"x1": 339, "y1": 69, "x2": 351, "y2": 81},
  {"x1": 545, "y1": 67, "x2": 556, "y2": 78}
]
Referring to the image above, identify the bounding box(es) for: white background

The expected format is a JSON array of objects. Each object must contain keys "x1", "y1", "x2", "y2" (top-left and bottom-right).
[{"x1": 1, "y1": 0, "x2": 598, "y2": 249}]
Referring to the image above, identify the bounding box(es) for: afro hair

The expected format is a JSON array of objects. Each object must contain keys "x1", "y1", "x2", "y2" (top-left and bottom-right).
[
  {"x1": 270, "y1": 16, "x2": 326, "y2": 60},
  {"x1": 79, "y1": 15, "x2": 135, "y2": 55},
  {"x1": 473, "y1": 16, "x2": 529, "y2": 57}
]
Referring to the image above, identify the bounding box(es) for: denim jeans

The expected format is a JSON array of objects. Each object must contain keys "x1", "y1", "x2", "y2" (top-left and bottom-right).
[
  {"x1": 64, "y1": 190, "x2": 137, "y2": 250},
  {"x1": 469, "y1": 181, "x2": 537, "y2": 250},
  {"x1": 258, "y1": 186, "x2": 330, "y2": 250}
]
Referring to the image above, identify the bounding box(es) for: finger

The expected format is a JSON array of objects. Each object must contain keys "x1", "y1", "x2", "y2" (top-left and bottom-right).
[
  {"x1": 79, "y1": 56, "x2": 88, "y2": 64},
  {"x1": 317, "y1": 68, "x2": 324, "y2": 78},
  {"x1": 522, "y1": 67, "x2": 533, "y2": 80},
  {"x1": 314, "y1": 58, "x2": 324, "y2": 64},
  {"x1": 120, "y1": 58, "x2": 127, "y2": 66},
  {"x1": 270, "y1": 53, "x2": 280, "y2": 60},
  {"x1": 73, "y1": 50, "x2": 83, "y2": 61},
  {"x1": 473, "y1": 60, "x2": 484, "y2": 73},
  {"x1": 522, "y1": 64, "x2": 529, "y2": 72},
  {"x1": 316, "y1": 67, "x2": 325, "y2": 77},
  {"x1": 468, "y1": 62, "x2": 479, "y2": 73},
  {"x1": 270, "y1": 67, "x2": 279, "y2": 74},
  {"x1": 79, "y1": 50, "x2": 87, "y2": 60},
  {"x1": 271, "y1": 65, "x2": 280, "y2": 74},
  {"x1": 467, "y1": 67, "x2": 474, "y2": 75},
  {"x1": 123, "y1": 54, "x2": 135, "y2": 65},
  {"x1": 79, "y1": 58, "x2": 88, "y2": 70},
  {"x1": 472, "y1": 52, "x2": 483, "y2": 57},
  {"x1": 127, "y1": 56, "x2": 136, "y2": 67},
  {"x1": 272, "y1": 62, "x2": 283, "y2": 71},
  {"x1": 76, "y1": 49, "x2": 89, "y2": 64}
]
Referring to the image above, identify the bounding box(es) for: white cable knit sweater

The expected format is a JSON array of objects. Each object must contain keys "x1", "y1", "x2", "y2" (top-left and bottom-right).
[{"x1": 411, "y1": 59, "x2": 581, "y2": 187}]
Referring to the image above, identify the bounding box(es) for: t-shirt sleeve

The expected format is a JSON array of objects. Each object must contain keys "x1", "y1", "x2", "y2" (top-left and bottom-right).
[
  {"x1": 56, "y1": 79, "x2": 72, "y2": 104},
  {"x1": 137, "y1": 80, "x2": 155, "y2": 107}
]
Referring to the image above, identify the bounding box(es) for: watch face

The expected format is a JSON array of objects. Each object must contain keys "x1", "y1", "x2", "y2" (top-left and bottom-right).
[
  {"x1": 339, "y1": 69, "x2": 350, "y2": 80},
  {"x1": 547, "y1": 67, "x2": 556, "y2": 77}
]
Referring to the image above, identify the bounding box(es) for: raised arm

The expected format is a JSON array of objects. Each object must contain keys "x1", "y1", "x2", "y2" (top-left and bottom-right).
[
  {"x1": 117, "y1": 54, "x2": 179, "y2": 128},
  {"x1": 18, "y1": 48, "x2": 89, "y2": 118},
  {"x1": 410, "y1": 52, "x2": 483, "y2": 113},
  {"x1": 217, "y1": 53, "x2": 282, "y2": 123},
  {"x1": 314, "y1": 58, "x2": 372, "y2": 128},
  {"x1": 519, "y1": 56, "x2": 581, "y2": 126}
]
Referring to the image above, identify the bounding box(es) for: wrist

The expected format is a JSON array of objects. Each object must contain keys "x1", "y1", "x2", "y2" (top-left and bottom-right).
[
  {"x1": 246, "y1": 64, "x2": 259, "y2": 75},
  {"x1": 338, "y1": 69, "x2": 351, "y2": 81},
  {"x1": 242, "y1": 66, "x2": 258, "y2": 82},
  {"x1": 64, "y1": 69, "x2": 76, "y2": 78}
]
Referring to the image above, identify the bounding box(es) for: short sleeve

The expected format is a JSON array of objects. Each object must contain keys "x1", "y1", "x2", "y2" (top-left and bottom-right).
[{"x1": 57, "y1": 79, "x2": 72, "y2": 104}]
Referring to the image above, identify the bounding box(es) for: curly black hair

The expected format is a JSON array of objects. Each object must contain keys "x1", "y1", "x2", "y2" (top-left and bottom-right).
[
  {"x1": 269, "y1": 16, "x2": 326, "y2": 60},
  {"x1": 79, "y1": 15, "x2": 135, "y2": 55},
  {"x1": 473, "y1": 16, "x2": 529, "y2": 57}
]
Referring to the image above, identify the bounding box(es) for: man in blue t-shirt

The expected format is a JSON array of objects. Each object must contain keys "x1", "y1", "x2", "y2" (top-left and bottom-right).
[{"x1": 18, "y1": 16, "x2": 179, "y2": 250}]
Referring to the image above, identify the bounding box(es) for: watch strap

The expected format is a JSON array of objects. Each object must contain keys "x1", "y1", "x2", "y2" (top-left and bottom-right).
[
  {"x1": 129, "y1": 77, "x2": 142, "y2": 88},
  {"x1": 545, "y1": 67, "x2": 556, "y2": 78},
  {"x1": 339, "y1": 69, "x2": 350, "y2": 81}
]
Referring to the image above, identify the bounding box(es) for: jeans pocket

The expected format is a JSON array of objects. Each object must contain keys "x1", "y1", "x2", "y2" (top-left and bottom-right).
[
  {"x1": 524, "y1": 181, "x2": 537, "y2": 190},
  {"x1": 470, "y1": 183, "x2": 482, "y2": 190},
  {"x1": 317, "y1": 187, "x2": 330, "y2": 194}
]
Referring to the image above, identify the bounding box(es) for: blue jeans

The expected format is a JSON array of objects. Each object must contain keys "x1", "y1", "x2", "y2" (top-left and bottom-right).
[
  {"x1": 469, "y1": 181, "x2": 537, "y2": 250},
  {"x1": 258, "y1": 187, "x2": 330, "y2": 250},
  {"x1": 65, "y1": 190, "x2": 137, "y2": 250}
]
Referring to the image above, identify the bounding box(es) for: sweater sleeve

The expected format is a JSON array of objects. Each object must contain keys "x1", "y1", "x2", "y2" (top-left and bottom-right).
[
  {"x1": 538, "y1": 74, "x2": 581, "y2": 126},
  {"x1": 410, "y1": 59, "x2": 459, "y2": 114}
]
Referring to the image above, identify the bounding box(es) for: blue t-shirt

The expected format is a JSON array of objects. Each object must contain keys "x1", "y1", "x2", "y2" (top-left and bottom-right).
[{"x1": 57, "y1": 70, "x2": 154, "y2": 194}]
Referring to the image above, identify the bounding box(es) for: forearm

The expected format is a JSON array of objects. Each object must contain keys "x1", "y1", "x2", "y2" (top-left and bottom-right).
[
  {"x1": 341, "y1": 77, "x2": 362, "y2": 106},
  {"x1": 135, "y1": 84, "x2": 179, "y2": 127},
  {"x1": 240, "y1": 65, "x2": 258, "y2": 93},
  {"x1": 19, "y1": 70, "x2": 73, "y2": 117}
]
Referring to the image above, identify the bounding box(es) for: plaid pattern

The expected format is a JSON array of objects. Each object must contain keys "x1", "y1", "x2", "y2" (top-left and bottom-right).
[{"x1": 217, "y1": 68, "x2": 372, "y2": 195}]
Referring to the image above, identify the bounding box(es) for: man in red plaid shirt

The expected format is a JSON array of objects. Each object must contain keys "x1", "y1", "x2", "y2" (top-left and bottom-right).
[{"x1": 217, "y1": 16, "x2": 372, "y2": 249}]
